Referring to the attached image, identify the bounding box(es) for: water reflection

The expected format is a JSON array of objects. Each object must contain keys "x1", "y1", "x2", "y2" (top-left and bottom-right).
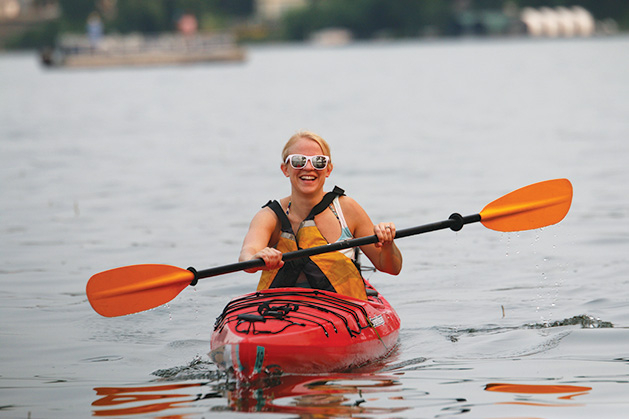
[
  {"x1": 92, "y1": 382, "x2": 212, "y2": 416},
  {"x1": 485, "y1": 382, "x2": 592, "y2": 408},
  {"x1": 92, "y1": 373, "x2": 409, "y2": 417},
  {"x1": 230, "y1": 374, "x2": 408, "y2": 415}
]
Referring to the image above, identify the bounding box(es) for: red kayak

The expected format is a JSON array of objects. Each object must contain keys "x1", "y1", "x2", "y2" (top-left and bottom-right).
[{"x1": 210, "y1": 281, "x2": 400, "y2": 382}]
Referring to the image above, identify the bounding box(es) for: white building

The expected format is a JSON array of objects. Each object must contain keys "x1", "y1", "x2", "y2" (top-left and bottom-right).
[
  {"x1": 256, "y1": 0, "x2": 307, "y2": 21},
  {"x1": 520, "y1": 6, "x2": 595, "y2": 37}
]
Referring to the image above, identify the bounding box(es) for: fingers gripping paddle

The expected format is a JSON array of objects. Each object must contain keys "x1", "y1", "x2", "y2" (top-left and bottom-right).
[{"x1": 87, "y1": 178, "x2": 573, "y2": 317}]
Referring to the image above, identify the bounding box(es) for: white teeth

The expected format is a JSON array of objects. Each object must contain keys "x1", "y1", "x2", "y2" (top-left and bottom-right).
[{"x1": 301, "y1": 175, "x2": 316, "y2": 180}]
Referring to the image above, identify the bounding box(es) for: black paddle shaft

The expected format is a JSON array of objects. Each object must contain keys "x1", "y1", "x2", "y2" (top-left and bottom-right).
[{"x1": 192, "y1": 213, "x2": 481, "y2": 282}]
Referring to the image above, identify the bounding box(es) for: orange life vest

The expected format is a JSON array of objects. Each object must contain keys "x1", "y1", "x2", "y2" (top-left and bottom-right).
[{"x1": 257, "y1": 187, "x2": 367, "y2": 300}]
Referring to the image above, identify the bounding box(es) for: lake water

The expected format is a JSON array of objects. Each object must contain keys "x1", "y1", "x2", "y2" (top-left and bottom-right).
[{"x1": 1, "y1": 36, "x2": 628, "y2": 418}]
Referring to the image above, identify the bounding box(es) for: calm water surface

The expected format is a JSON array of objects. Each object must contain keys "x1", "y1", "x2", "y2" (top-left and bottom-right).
[{"x1": 1, "y1": 36, "x2": 628, "y2": 418}]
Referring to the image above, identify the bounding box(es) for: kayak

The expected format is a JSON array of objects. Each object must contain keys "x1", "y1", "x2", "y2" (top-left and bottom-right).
[{"x1": 209, "y1": 281, "x2": 400, "y2": 381}]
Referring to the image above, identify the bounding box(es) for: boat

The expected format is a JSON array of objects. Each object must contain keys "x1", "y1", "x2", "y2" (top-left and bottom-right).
[
  {"x1": 210, "y1": 281, "x2": 400, "y2": 382},
  {"x1": 84, "y1": 179, "x2": 572, "y2": 384},
  {"x1": 84, "y1": 179, "x2": 572, "y2": 387},
  {"x1": 40, "y1": 32, "x2": 245, "y2": 69}
]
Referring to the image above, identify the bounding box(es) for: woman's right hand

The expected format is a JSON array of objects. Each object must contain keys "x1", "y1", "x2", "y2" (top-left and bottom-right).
[{"x1": 244, "y1": 247, "x2": 284, "y2": 273}]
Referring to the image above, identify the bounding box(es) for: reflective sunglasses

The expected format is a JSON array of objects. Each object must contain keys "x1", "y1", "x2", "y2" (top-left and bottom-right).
[{"x1": 284, "y1": 154, "x2": 330, "y2": 170}]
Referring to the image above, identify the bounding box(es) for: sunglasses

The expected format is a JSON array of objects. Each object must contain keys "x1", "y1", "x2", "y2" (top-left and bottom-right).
[{"x1": 284, "y1": 154, "x2": 330, "y2": 170}]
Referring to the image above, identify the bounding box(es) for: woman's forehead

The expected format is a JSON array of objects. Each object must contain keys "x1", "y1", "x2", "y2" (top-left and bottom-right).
[{"x1": 288, "y1": 137, "x2": 324, "y2": 154}]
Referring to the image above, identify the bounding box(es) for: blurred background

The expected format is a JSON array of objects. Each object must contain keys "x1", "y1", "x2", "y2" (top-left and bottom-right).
[
  {"x1": 1, "y1": 0, "x2": 628, "y2": 53},
  {"x1": 2, "y1": 1, "x2": 629, "y2": 417}
]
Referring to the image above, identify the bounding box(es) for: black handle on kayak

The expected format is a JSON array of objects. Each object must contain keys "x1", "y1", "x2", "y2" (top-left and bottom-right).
[{"x1": 193, "y1": 213, "x2": 481, "y2": 281}]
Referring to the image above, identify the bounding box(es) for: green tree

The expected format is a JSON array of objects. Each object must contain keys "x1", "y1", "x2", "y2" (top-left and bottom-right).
[
  {"x1": 58, "y1": 0, "x2": 98, "y2": 23},
  {"x1": 282, "y1": 0, "x2": 450, "y2": 40},
  {"x1": 113, "y1": 0, "x2": 171, "y2": 33}
]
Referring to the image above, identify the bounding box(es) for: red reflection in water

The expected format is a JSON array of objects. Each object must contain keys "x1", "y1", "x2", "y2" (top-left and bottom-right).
[
  {"x1": 92, "y1": 374, "x2": 408, "y2": 417},
  {"x1": 231, "y1": 373, "x2": 408, "y2": 415}
]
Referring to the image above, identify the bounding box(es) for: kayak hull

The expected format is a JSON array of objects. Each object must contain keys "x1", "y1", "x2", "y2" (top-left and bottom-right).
[{"x1": 210, "y1": 284, "x2": 400, "y2": 381}]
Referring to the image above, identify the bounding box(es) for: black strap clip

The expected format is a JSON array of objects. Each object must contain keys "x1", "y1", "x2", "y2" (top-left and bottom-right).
[
  {"x1": 187, "y1": 266, "x2": 198, "y2": 286},
  {"x1": 449, "y1": 213, "x2": 464, "y2": 232}
]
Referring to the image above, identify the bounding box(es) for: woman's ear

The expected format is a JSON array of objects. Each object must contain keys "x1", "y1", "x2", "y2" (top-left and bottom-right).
[
  {"x1": 326, "y1": 162, "x2": 333, "y2": 177},
  {"x1": 281, "y1": 163, "x2": 290, "y2": 177}
]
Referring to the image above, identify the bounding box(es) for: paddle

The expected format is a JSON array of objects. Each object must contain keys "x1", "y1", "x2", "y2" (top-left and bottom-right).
[{"x1": 87, "y1": 178, "x2": 572, "y2": 317}]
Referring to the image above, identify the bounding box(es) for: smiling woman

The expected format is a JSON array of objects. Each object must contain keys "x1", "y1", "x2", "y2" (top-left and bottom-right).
[{"x1": 238, "y1": 130, "x2": 403, "y2": 300}]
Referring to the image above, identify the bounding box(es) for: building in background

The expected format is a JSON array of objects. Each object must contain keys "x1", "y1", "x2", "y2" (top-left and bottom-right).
[
  {"x1": 521, "y1": 6, "x2": 595, "y2": 37},
  {"x1": 450, "y1": 3, "x2": 603, "y2": 38},
  {"x1": 255, "y1": 0, "x2": 306, "y2": 21}
]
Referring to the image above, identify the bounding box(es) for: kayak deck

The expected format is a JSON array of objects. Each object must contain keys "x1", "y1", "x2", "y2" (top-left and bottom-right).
[{"x1": 210, "y1": 284, "x2": 400, "y2": 381}]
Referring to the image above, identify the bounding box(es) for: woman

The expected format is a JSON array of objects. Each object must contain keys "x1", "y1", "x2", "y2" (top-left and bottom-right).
[{"x1": 239, "y1": 131, "x2": 402, "y2": 300}]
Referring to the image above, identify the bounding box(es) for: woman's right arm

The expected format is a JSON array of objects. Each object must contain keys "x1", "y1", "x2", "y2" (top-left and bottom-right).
[{"x1": 239, "y1": 208, "x2": 284, "y2": 272}]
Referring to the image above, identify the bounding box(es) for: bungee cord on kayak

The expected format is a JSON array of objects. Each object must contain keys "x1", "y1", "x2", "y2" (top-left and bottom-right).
[{"x1": 215, "y1": 288, "x2": 381, "y2": 339}]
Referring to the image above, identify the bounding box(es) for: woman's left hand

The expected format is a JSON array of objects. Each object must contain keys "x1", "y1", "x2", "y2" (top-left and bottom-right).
[{"x1": 373, "y1": 222, "x2": 396, "y2": 248}]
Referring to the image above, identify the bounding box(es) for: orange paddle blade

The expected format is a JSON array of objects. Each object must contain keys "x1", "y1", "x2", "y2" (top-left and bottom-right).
[
  {"x1": 86, "y1": 264, "x2": 194, "y2": 317},
  {"x1": 480, "y1": 178, "x2": 573, "y2": 232}
]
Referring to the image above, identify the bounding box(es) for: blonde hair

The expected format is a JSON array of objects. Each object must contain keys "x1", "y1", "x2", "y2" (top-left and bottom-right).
[{"x1": 281, "y1": 131, "x2": 331, "y2": 162}]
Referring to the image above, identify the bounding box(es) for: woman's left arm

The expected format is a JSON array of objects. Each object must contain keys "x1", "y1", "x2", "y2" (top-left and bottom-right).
[{"x1": 342, "y1": 197, "x2": 403, "y2": 275}]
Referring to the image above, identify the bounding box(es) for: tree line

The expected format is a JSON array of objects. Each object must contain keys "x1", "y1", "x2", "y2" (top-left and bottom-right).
[{"x1": 6, "y1": 0, "x2": 629, "y2": 49}]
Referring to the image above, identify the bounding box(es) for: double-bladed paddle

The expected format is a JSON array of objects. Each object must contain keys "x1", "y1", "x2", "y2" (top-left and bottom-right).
[{"x1": 87, "y1": 178, "x2": 572, "y2": 317}]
